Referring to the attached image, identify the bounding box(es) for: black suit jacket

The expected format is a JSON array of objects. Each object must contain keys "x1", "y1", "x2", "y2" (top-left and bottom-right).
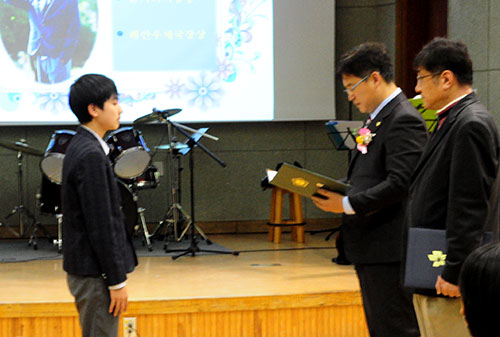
[
  {"x1": 62, "y1": 126, "x2": 137, "y2": 286},
  {"x1": 406, "y1": 93, "x2": 500, "y2": 291},
  {"x1": 342, "y1": 92, "x2": 428, "y2": 264}
]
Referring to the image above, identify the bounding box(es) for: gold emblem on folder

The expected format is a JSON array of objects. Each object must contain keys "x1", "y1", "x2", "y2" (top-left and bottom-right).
[
  {"x1": 291, "y1": 177, "x2": 309, "y2": 188},
  {"x1": 427, "y1": 250, "x2": 447, "y2": 267}
]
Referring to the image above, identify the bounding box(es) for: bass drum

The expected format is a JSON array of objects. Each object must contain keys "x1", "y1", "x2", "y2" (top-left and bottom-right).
[
  {"x1": 117, "y1": 180, "x2": 138, "y2": 235},
  {"x1": 39, "y1": 175, "x2": 62, "y2": 214}
]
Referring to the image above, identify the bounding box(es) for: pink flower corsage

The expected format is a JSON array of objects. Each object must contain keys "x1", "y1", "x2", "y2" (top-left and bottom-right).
[{"x1": 356, "y1": 128, "x2": 376, "y2": 154}]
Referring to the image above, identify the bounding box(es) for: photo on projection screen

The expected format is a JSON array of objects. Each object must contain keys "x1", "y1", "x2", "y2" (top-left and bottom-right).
[{"x1": 0, "y1": 0, "x2": 274, "y2": 124}]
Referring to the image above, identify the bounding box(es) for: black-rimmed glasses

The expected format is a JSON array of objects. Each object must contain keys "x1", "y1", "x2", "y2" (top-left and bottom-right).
[{"x1": 344, "y1": 74, "x2": 370, "y2": 94}]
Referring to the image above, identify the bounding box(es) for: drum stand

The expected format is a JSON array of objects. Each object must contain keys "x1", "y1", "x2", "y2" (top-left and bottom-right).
[
  {"x1": 162, "y1": 147, "x2": 211, "y2": 246},
  {"x1": 0, "y1": 150, "x2": 51, "y2": 248},
  {"x1": 125, "y1": 187, "x2": 154, "y2": 251},
  {"x1": 137, "y1": 206, "x2": 153, "y2": 251},
  {"x1": 0, "y1": 218, "x2": 21, "y2": 237},
  {"x1": 169, "y1": 150, "x2": 210, "y2": 244},
  {"x1": 161, "y1": 119, "x2": 239, "y2": 260},
  {"x1": 152, "y1": 124, "x2": 211, "y2": 248},
  {"x1": 53, "y1": 213, "x2": 63, "y2": 253}
]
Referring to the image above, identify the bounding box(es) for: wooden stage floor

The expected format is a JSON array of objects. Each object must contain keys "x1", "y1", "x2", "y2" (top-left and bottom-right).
[{"x1": 0, "y1": 233, "x2": 369, "y2": 337}]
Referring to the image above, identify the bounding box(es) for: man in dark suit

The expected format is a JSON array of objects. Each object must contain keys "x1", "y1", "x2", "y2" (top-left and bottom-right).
[
  {"x1": 3, "y1": 0, "x2": 80, "y2": 83},
  {"x1": 62, "y1": 74, "x2": 137, "y2": 337},
  {"x1": 406, "y1": 38, "x2": 500, "y2": 337},
  {"x1": 312, "y1": 42, "x2": 428, "y2": 336}
]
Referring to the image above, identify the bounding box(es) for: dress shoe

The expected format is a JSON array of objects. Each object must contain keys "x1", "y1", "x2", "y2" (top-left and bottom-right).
[{"x1": 332, "y1": 256, "x2": 351, "y2": 265}]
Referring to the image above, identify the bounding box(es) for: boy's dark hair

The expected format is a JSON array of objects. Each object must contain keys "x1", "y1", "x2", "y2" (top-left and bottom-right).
[
  {"x1": 459, "y1": 243, "x2": 500, "y2": 337},
  {"x1": 69, "y1": 74, "x2": 118, "y2": 124},
  {"x1": 337, "y1": 42, "x2": 394, "y2": 83},
  {"x1": 413, "y1": 37, "x2": 473, "y2": 85}
]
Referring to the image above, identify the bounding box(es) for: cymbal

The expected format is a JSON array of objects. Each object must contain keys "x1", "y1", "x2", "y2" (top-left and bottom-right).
[
  {"x1": 155, "y1": 142, "x2": 189, "y2": 150},
  {"x1": 134, "y1": 108, "x2": 182, "y2": 124},
  {"x1": 0, "y1": 139, "x2": 44, "y2": 156}
]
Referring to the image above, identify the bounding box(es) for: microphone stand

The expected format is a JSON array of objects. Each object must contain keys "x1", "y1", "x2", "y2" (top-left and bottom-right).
[{"x1": 162, "y1": 118, "x2": 239, "y2": 260}]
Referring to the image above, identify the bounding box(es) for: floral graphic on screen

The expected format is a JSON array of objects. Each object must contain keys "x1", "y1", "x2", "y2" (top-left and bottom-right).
[
  {"x1": 185, "y1": 73, "x2": 224, "y2": 111},
  {"x1": 216, "y1": 57, "x2": 236, "y2": 81},
  {"x1": 165, "y1": 79, "x2": 185, "y2": 99},
  {"x1": 38, "y1": 92, "x2": 68, "y2": 113}
]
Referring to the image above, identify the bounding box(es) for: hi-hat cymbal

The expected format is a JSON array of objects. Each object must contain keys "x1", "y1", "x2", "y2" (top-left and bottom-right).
[
  {"x1": 155, "y1": 142, "x2": 189, "y2": 150},
  {"x1": 0, "y1": 140, "x2": 44, "y2": 156},
  {"x1": 134, "y1": 108, "x2": 182, "y2": 124}
]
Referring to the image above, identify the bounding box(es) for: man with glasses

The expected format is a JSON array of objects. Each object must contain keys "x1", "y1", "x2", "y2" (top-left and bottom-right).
[
  {"x1": 406, "y1": 37, "x2": 500, "y2": 337},
  {"x1": 312, "y1": 42, "x2": 427, "y2": 336}
]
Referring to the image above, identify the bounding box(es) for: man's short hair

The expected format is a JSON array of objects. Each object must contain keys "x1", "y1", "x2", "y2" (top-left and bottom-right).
[
  {"x1": 69, "y1": 74, "x2": 118, "y2": 124},
  {"x1": 337, "y1": 42, "x2": 394, "y2": 83},
  {"x1": 459, "y1": 243, "x2": 500, "y2": 337},
  {"x1": 413, "y1": 37, "x2": 473, "y2": 86}
]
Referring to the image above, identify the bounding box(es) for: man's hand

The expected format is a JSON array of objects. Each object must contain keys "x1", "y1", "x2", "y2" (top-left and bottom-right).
[
  {"x1": 109, "y1": 286, "x2": 128, "y2": 317},
  {"x1": 435, "y1": 275, "x2": 461, "y2": 297},
  {"x1": 311, "y1": 189, "x2": 344, "y2": 213}
]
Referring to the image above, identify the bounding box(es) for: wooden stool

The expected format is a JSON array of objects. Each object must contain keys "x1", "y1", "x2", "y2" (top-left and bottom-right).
[{"x1": 268, "y1": 187, "x2": 305, "y2": 243}]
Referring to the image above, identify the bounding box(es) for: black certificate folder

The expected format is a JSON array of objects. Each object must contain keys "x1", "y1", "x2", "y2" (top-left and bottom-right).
[
  {"x1": 404, "y1": 228, "x2": 447, "y2": 289},
  {"x1": 267, "y1": 163, "x2": 350, "y2": 197},
  {"x1": 404, "y1": 228, "x2": 493, "y2": 289},
  {"x1": 326, "y1": 120, "x2": 363, "y2": 150}
]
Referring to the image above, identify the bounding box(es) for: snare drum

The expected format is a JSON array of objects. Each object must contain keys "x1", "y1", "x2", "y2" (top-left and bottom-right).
[
  {"x1": 120, "y1": 165, "x2": 159, "y2": 191},
  {"x1": 40, "y1": 130, "x2": 76, "y2": 184},
  {"x1": 106, "y1": 127, "x2": 151, "y2": 179}
]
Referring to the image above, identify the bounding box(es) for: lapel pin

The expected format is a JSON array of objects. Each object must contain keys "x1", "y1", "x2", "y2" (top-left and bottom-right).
[{"x1": 376, "y1": 121, "x2": 381, "y2": 127}]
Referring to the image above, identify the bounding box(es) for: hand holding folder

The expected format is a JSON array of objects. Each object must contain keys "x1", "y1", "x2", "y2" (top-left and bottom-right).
[{"x1": 311, "y1": 188, "x2": 345, "y2": 213}]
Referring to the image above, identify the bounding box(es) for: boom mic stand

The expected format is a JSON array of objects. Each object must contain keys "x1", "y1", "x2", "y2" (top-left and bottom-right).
[{"x1": 163, "y1": 119, "x2": 239, "y2": 260}]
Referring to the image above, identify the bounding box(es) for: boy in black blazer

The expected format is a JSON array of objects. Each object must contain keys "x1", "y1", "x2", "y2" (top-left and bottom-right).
[
  {"x1": 62, "y1": 74, "x2": 138, "y2": 337},
  {"x1": 313, "y1": 43, "x2": 427, "y2": 336}
]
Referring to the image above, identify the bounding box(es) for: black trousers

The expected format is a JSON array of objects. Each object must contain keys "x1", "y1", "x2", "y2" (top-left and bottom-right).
[
  {"x1": 67, "y1": 274, "x2": 118, "y2": 337},
  {"x1": 355, "y1": 262, "x2": 419, "y2": 337}
]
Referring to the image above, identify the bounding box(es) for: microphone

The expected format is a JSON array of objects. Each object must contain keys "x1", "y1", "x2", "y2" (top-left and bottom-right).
[{"x1": 152, "y1": 108, "x2": 182, "y2": 118}]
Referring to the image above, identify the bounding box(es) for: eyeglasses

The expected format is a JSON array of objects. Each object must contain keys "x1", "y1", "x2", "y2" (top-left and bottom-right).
[
  {"x1": 344, "y1": 74, "x2": 370, "y2": 94},
  {"x1": 416, "y1": 72, "x2": 441, "y2": 82}
]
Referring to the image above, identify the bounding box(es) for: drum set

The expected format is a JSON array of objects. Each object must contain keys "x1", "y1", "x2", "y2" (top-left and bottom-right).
[
  {"x1": 36, "y1": 126, "x2": 160, "y2": 252},
  {"x1": 0, "y1": 126, "x2": 158, "y2": 251},
  {"x1": 0, "y1": 107, "x2": 232, "y2": 258}
]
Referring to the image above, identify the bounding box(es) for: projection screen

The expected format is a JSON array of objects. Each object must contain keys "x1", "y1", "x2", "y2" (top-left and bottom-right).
[{"x1": 0, "y1": 0, "x2": 335, "y2": 124}]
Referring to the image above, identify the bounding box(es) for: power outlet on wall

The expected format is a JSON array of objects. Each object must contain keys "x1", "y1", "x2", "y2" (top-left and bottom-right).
[{"x1": 123, "y1": 317, "x2": 137, "y2": 337}]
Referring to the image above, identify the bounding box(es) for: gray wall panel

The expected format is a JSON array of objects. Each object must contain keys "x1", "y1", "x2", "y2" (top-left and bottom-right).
[{"x1": 449, "y1": 0, "x2": 489, "y2": 71}]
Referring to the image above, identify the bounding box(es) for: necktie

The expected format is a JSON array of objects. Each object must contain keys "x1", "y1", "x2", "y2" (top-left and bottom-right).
[
  {"x1": 437, "y1": 112, "x2": 448, "y2": 130},
  {"x1": 434, "y1": 101, "x2": 458, "y2": 133}
]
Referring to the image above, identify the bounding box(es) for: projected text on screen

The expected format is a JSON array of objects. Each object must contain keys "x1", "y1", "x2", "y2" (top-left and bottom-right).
[{"x1": 0, "y1": 0, "x2": 274, "y2": 124}]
